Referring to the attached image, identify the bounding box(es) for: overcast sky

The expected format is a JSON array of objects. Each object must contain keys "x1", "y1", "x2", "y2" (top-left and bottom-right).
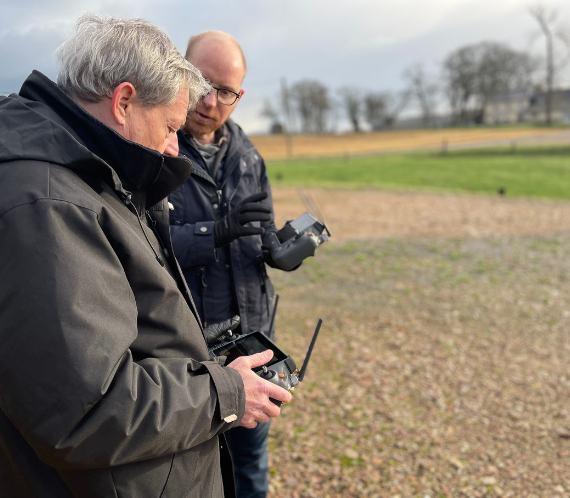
[{"x1": 1, "y1": 0, "x2": 569, "y2": 133}]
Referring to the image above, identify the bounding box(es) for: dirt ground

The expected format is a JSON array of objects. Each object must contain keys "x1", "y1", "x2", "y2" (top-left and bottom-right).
[
  {"x1": 272, "y1": 188, "x2": 570, "y2": 241},
  {"x1": 250, "y1": 128, "x2": 570, "y2": 160},
  {"x1": 267, "y1": 188, "x2": 570, "y2": 498}
]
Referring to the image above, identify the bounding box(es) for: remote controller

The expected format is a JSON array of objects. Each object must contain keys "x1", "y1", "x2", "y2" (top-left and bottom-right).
[
  {"x1": 267, "y1": 213, "x2": 331, "y2": 271},
  {"x1": 209, "y1": 319, "x2": 323, "y2": 407}
]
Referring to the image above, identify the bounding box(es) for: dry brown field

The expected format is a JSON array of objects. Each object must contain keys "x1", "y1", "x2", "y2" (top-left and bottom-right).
[
  {"x1": 271, "y1": 188, "x2": 570, "y2": 241},
  {"x1": 250, "y1": 128, "x2": 570, "y2": 160},
  {"x1": 267, "y1": 188, "x2": 570, "y2": 498}
]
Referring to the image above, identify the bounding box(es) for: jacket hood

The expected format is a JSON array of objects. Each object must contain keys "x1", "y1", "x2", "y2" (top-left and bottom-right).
[{"x1": 0, "y1": 71, "x2": 193, "y2": 208}]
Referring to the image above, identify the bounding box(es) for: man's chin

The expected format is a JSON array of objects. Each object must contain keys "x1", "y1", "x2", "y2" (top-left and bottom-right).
[{"x1": 186, "y1": 117, "x2": 220, "y2": 137}]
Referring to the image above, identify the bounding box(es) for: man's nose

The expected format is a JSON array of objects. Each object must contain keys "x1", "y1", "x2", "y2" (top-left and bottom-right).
[
  {"x1": 202, "y1": 90, "x2": 218, "y2": 108},
  {"x1": 163, "y1": 134, "x2": 179, "y2": 157}
]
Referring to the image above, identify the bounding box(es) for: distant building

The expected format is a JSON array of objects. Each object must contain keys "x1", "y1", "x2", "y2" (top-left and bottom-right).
[
  {"x1": 484, "y1": 88, "x2": 570, "y2": 125},
  {"x1": 392, "y1": 114, "x2": 453, "y2": 129},
  {"x1": 524, "y1": 89, "x2": 570, "y2": 124},
  {"x1": 483, "y1": 90, "x2": 533, "y2": 125}
]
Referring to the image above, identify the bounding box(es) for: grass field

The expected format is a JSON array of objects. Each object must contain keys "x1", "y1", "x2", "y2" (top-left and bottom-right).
[
  {"x1": 250, "y1": 127, "x2": 570, "y2": 160},
  {"x1": 266, "y1": 146, "x2": 570, "y2": 200}
]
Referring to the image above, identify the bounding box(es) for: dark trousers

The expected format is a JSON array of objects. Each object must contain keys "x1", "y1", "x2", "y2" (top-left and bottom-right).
[{"x1": 225, "y1": 421, "x2": 271, "y2": 498}]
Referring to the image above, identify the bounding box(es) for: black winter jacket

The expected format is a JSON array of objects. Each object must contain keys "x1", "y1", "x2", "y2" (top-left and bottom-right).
[
  {"x1": 0, "y1": 71, "x2": 244, "y2": 498},
  {"x1": 169, "y1": 123, "x2": 277, "y2": 336}
]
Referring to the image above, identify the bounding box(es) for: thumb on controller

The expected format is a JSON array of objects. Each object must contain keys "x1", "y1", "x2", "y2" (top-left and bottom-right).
[{"x1": 243, "y1": 349, "x2": 274, "y2": 370}]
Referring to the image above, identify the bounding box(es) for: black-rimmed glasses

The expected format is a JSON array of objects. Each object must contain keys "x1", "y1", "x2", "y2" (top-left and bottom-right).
[{"x1": 209, "y1": 86, "x2": 241, "y2": 106}]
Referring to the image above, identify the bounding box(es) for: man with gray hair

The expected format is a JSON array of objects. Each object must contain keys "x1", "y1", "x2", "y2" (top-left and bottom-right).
[{"x1": 0, "y1": 14, "x2": 290, "y2": 498}]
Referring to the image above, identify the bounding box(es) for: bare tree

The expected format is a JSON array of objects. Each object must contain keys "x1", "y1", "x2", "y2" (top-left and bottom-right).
[
  {"x1": 403, "y1": 64, "x2": 439, "y2": 127},
  {"x1": 529, "y1": 4, "x2": 570, "y2": 125},
  {"x1": 443, "y1": 42, "x2": 536, "y2": 124},
  {"x1": 280, "y1": 77, "x2": 295, "y2": 134},
  {"x1": 443, "y1": 45, "x2": 478, "y2": 125},
  {"x1": 290, "y1": 80, "x2": 331, "y2": 133},
  {"x1": 364, "y1": 91, "x2": 409, "y2": 130},
  {"x1": 260, "y1": 100, "x2": 283, "y2": 134},
  {"x1": 363, "y1": 93, "x2": 388, "y2": 130},
  {"x1": 477, "y1": 43, "x2": 537, "y2": 120},
  {"x1": 339, "y1": 87, "x2": 362, "y2": 132}
]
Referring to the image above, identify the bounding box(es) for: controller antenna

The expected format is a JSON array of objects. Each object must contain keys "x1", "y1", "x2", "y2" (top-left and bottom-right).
[
  {"x1": 268, "y1": 294, "x2": 279, "y2": 336},
  {"x1": 298, "y1": 318, "x2": 322, "y2": 382}
]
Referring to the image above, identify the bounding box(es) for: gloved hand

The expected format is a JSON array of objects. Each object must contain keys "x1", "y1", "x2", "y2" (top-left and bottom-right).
[
  {"x1": 261, "y1": 245, "x2": 302, "y2": 272},
  {"x1": 261, "y1": 221, "x2": 302, "y2": 271},
  {"x1": 214, "y1": 192, "x2": 272, "y2": 248},
  {"x1": 203, "y1": 316, "x2": 241, "y2": 348}
]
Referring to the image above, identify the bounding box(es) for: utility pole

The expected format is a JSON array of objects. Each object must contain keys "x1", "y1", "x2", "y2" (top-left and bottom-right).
[
  {"x1": 281, "y1": 77, "x2": 293, "y2": 159},
  {"x1": 530, "y1": 6, "x2": 556, "y2": 125}
]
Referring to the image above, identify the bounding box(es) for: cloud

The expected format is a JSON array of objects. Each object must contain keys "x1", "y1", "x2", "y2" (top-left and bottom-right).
[{"x1": 1, "y1": 0, "x2": 569, "y2": 132}]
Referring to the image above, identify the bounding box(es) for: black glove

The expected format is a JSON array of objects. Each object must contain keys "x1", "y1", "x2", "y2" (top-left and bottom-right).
[
  {"x1": 214, "y1": 192, "x2": 272, "y2": 248},
  {"x1": 203, "y1": 315, "x2": 241, "y2": 348},
  {"x1": 261, "y1": 244, "x2": 302, "y2": 272},
  {"x1": 261, "y1": 221, "x2": 302, "y2": 271}
]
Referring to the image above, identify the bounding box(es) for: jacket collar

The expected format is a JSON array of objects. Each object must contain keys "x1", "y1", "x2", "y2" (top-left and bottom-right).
[
  {"x1": 178, "y1": 130, "x2": 217, "y2": 186},
  {"x1": 18, "y1": 71, "x2": 193, "y2": 209},
  {"x1": 178, "y1": 119, "x2": 255, "y2": 189}
]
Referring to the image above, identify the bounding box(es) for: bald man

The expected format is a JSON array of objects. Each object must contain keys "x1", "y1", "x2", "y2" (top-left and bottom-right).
[{"x1": 169, "y1": 32, "x2": 299, "y2": 498}]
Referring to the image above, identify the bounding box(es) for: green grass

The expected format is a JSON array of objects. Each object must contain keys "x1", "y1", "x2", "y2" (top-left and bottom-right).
[{"x1": 267, "y1": 145, "x2": 570, "y2": 199}]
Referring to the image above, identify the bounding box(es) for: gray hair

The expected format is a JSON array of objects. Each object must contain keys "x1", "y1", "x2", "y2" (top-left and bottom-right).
[{"x1": 56, "y1": 14, "x2": 210, "y2": 110}]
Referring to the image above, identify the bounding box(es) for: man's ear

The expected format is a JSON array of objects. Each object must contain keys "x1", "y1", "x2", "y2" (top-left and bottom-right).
[
  {"x1": 111, "y1": 82, "x2": 137, "y2": 126},
  {"x1": 238, "y1": 89, "x2": 245, "y2": 101}
]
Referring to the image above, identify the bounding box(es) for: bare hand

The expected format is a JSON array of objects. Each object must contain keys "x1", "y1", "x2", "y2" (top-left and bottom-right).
[{"x1": 226, "y1": 350, "x2": 292, "y2": 428}]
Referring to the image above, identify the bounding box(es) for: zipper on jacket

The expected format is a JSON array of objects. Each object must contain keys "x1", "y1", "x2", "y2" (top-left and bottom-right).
[
  {"x1": 211, "y1": 189, "x2": 224, "y2": 221},
  {"x1": 256, "y1": 255, "x2": 271, "y2": 320},
  {"x1": 196, "y1": 266, "x2": 208, "y2": 327},
  {"x1": 145, "y1": 210, "x2": 170, "y2": 259},
  {"x1": 214, "y1": 186, "x2": 240, "y2": 318},
  {"x1": 218, "y1": 183, "x2": 240, "y2": 320},
  {"x1": 116, "y1": 189, "x2": 202, "y2": 327},
  {"x1": 119, "y1": 191, "x2": 165, "y2": 267}
]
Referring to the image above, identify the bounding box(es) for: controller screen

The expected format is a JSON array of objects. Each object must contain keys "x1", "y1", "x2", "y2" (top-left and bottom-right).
[
  {"x1": 215, "y1": 334, "x2": 288, "y2": 368},
  {"x1": 289, "y1": 213, "x2": 319, "y2": 233}
]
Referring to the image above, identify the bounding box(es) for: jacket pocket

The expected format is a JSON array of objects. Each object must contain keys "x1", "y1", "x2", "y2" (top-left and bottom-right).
[
  {"x1": 57, "y1": 454, "x2": 177, "y2": 498},
  {"x1": 161, "y1": 439, "x2": 220, "y2": 498},
  {"x1": 109, "y1": 453, "x2": 187, "y2": 498}
]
